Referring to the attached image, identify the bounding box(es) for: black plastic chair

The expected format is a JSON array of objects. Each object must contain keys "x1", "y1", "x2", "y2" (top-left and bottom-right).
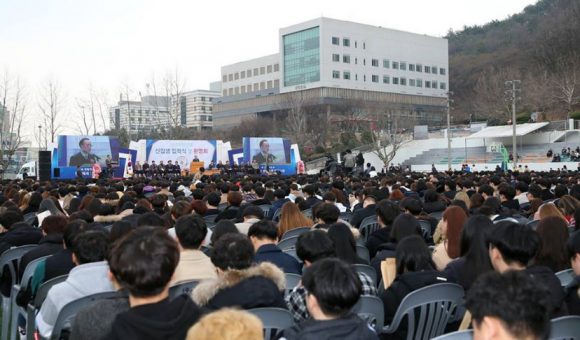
[
  {"x1": 429, "y1": 211, "x2": 443, "y2": 221},
  {"x1": 526, "y1": 219, "x2": 540, "y2": 230},
  {"x1": 258, "y1": 205, "x2": 272, "y2": 216},
  {"x1": 50, "y1": 291, "x2": 120, "y2": 340},
  {"x1": 272, "y1": 209, "x2": 282, "y2": 223},
  {"x1": 381, "y1": 283, "x2": 465, "y2": 339},
  {"x1": 359, "y1": 216, "x2": 380, "y2": 242},
  {"x1": 351, "y1": 295, "x2": 384, "y2": 333},
  {"x1": 284, "y1": 273, "x2": 301, "y2": 291},
  {"x1": 283, "y1": 248, "x2": 301, "y2": 263},
  {"x1": 248, "y1": 307, "x2": 294, "y2": 340},
  {"x1": 353, "y1": 264, "x2": 377, "y2": 287},
  {"x1": 0, "y1": 245, "x2": 38, "y2": 340},
  {"x1": 555, "y1": 269, "x2": 575, "y2": 287},
  {"x1": 280, "y1": 227, "x2": 311, "y2": 241},
  {"x1": 432, "y1": 329, "x2": 473, "y2": 340},
  {"x1": 26, "y1": 275, "x2": 68, "y2": 340},
  {"x1": 277, "y1": 236, "x2": 299, "y2": 251},
  {"x1": 356, "y1": 245, "x2": 371, "y2": 264},
  {"x1": 549, "y1": 315, "x2": 580, "y2": 340},
  {"x1": 169, "y1": 280, "x2": 199, "y2": 300}
]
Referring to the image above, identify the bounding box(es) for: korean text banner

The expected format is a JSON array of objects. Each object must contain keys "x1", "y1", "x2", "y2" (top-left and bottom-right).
[
  {"x1": 57, "y1": 135, "x2": 120, "y2": 168},
  {"x1": 145, "y1": 140, "x2": 217, "y2": 167},
  {"x1": 243, "y1": 137, "x2": 291, "y2": 165}
]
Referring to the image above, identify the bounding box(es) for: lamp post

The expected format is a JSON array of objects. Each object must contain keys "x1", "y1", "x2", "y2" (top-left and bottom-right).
[
  {"x1": 505, "y1": 80, "x2": 521, "y2": 170},
  {"x1": 38, "y1": 125, "x2": 42, "y2": 151},
  {"x1": 446, "y1": 91, "x2": 454, "y2": 171}
]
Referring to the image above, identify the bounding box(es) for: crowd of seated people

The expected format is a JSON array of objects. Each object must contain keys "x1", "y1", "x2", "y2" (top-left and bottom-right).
[{"x1": 1, "y1": 166, "x2": 580, "y2": 339}]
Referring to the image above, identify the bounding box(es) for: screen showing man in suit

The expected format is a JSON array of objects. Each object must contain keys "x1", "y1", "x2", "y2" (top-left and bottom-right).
[
  {"x1": 245, "y1": 137, "x2": 291, "y2": 165},
  {"x1": 59, "y1": 135, "x2": 120, "y2": 170}
]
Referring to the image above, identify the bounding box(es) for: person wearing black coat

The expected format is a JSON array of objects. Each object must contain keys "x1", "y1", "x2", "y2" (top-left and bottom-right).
[
  {"x1": 366, "y1": 200, "x2": 400, "y2": 258},
  {"x1": 565, "y1": 232, "x2": 580, "y2": 315},
  {"x1": 349, "y1": 197, "x2": 377, "y2": 228},
  {"x1": 0, "y1": 222, "x2": 42, "y2": 255}
]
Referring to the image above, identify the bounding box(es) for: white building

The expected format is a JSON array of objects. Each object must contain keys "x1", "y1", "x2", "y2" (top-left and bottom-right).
[
  {"x1": 172, "y1": 89, "x2": 221, "y2": 130},
  {"x1": 213, "y1": 17, "x2": 449, "y2": 129},
  {"x1": 220, "y1": 54, "x2": 280, "y2": 98},
  {"x1": 279, "y1": 18, "x2": 448, "y2": 97},
  {"x1": 109, "y1": 96, "x2": 170, "y2": 133}
]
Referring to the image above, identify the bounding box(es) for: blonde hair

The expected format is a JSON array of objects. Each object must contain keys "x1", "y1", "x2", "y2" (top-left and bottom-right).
[
  {"x1": 186, "y1": 308, "x2": 263, "y2": 340},
  {"x1": 454, "y1": 191, "x2": 471, "y2": 209},
  {"x1": 538, "y1": 203, "x2": 566, "y2": 222}
]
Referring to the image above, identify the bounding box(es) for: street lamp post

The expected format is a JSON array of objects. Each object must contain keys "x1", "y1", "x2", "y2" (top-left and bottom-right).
[
  {"x1": 446, "y1": 92, "x2": 454, "y2": 171},
  {"x1": 505, "y1": 80, "x2": 521, "y2": 170},
  {"x1": 38, "y1": 125, "x2": 42, "y2": 150}
]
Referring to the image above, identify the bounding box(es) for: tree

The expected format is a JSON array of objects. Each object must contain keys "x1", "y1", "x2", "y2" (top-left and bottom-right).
[
  {"x1": 74, "y1": 85, "x2": 111, "y2": 135},
  {"x1": 0, "y1": 70, "x2": 27, "y2": 169},
  {"x1": 367, "y1": 111, "x2": 407, "y2": 169},
  {"x1": 551, "y1": 54, "x2": 580, "y2": 115},
  {"x1": 38, "y1": 78, "x2": 64, "y2": 143},
  {"x1": 280, "y1": 91, "x2": 308, "y2": 143}
]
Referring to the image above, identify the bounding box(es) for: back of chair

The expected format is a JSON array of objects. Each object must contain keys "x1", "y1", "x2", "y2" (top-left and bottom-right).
[
  {"x1": 302, "y1": 209, "x2": 313, "y2": 220},
  {"x1": 27, "y1": 275, "x2": 69, "y2": 339},
  {"x1": 549, "y1": 315, "x2": 580, "y2": 340},
  {"x1": 204, "y1": 215, "x2": 218, "y2": 229},
  {"x1": 526, "y1": 219, "x2": 539, "y2": 230},
  {"x1": 248, "y1": 307, "x2": 294, "y2": 340},
  {"x1": 272, "y1": 209, "x2": 282, "y2": 223},
  {"x1": 353, "y1": 264, "x2": 377, "y2": 287},
  {"x1": 0, "y1": 245, "x2": 37, "y2": 340},
  {"x1": 431, "y1": 329, "x2": 474, "y2": 340},
  {"x1": 284, "y1": 273, "x2": 301, "y2": 291},
  {"x1": 10, "y1": 255, "x2": 51, "y2": 340},
  {"x1": 555, "y1": 269, "x2": 575, "y2": 287},
  {"x1": 429, "y1": 211, "x2": 443, "y2": 221},
  {"x1": 169, "y1": 280, "x2": 199, "y2": 300},
  {"x1": 340, "y1": 211, "x2": 353, "y2": 222},
  {"x1": 283, "y1": 249, "x2": 301, "y2": 263},
  {"x1": 359, "y1": 221, "x2": 380, "y2": 242},
  {"x1": 417, "y1": 220, "x2": 432, "y2": 242},
  {"x1": 382, "y1": 283, "x2": 465, "y2": 340},
  {"x1": 258, "y1": 205, "x2": 272, "y2": 216},
  {"x1": 277, "y1": 236, "x2": 299, "y2": 251},
  {"x1": 280, "y1": 227, "x2": 311, "y2": 241},
  {"x1": 51, "y1": 291, "x2": 119, "y2": 340},
  {"x1": 351, "y1": 295, "x2": 384, "y2": 333},
  {"x1": 355, "y1": 245, "x2": 370, "y2": 264}
]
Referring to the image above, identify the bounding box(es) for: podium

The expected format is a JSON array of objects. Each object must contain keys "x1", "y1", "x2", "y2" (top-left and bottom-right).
[{"x1": 190, "y1": 161, "x2": 204, "y2": 174}]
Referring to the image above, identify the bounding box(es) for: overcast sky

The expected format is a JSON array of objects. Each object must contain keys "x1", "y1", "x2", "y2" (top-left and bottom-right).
[{"x1": 1, "y1": 0, "x2": 537, "y2": 138}]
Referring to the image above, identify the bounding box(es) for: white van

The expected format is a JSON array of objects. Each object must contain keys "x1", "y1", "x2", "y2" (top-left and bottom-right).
[{"x1": 17, "y1": 161, "x2": 37, "y2": 180}]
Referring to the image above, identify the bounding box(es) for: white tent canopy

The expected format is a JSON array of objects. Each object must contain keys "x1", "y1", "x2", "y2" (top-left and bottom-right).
[{"x1": 466, "y1": 122, "x2": 549, "y2": 139}]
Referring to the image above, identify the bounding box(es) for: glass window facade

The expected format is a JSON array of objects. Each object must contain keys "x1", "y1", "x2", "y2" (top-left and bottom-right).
[{"x1": 283, "y1": 26, "x2": 320, "y2": 87}]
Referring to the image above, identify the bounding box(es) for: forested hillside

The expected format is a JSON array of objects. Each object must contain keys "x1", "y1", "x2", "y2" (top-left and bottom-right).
[{"x1": 448, "y1": 0, "x2": 580, "y2": 124}]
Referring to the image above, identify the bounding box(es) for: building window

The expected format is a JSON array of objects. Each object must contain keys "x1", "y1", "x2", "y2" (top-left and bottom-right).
[
  {"x1": 363, "y1": 59, "x2": 366, "y2": 66},
  {"x1": 241, "y1": 71, "x2": 246, "y2": 78},
  {"x1": 343, "y1": 54, "x2": 350, "y2": 63},
  {"x1": 372, "y1": 75, "x2": 379, "y2": 83},
  {"x1": 274, "y1": 64, "x2": 279, "y2": 72},
  {"x1": 393, "y1": 77, "x2": 399, "y2": 85},
  {"x1": 247, "y1": 69, "x2": 252, "y2": 77},
  {"x1": 363, "y1": 42, "x2": 366, "y2": 49},
  {"x1": 355, "y1": 57, "x2": 358, "y2": 64},
  {"x1": 228, "y1": 74, "x2": 233, "y2": 81},
  {"x1": 432, "y1": 81, "x2": 438, "y2": 89},
  {"x1": 416, "y1": 64, "x2": 423, "y2": 72},
  {"x1": 267, "y1": 80, "x2": 273, "y2": 88},
  {"x1": 260, "y1": 66, "x2": 265, "y2": 75},
  {"x1": 254, "y1": 83, "x2": 259, "y2": 91},
  {"x1": 400, "y1": 62, "x2": 407, "y2": 71},
  {"x1": 343, "y1": 71, "x2": 350, "y2": 80},
  {"x1": 392, "y1": 62, "x2": 399, "y2": 70},
  {"x1": 253, "y1": 68, "x2": 259, "y2": 76},
  {"x1": 234, "y1": 87, "x2": 239, "y2": 95},
  {"x1": 400, "y1": 77, "x2": 407, "y2": 86},
  {"x1": 234, "y1": 72, "x2": 239, "y2": 80},
  {"x1": 241, "y1": 86, "x2": 246, "y2": 94},
  {"x1": 409, "y1": 79, "x2": 416, "y2": 86},
  {"x1": 267, "y1": 65, "x2": 272, "y2": 73},
  {"x1": 260, "y1": 82, "x2": 265, "y2": 90},
  {"x1": 274, "y1": 79, "x2": 280, "y2": 88},
  {"x1": 409, "y1": 64, "x2": 415, "y2": 71},
  {"x1": 222, "y1": 75, "x2": 227, "y2": 82},
  {"x1": 383, "y1": 59, "x2": 390, "y2": 68},
  {"x1": 332, "y1": 36, "x2": 339, "y2": 45},
  {"x1": 363, "y1": 75, "x2": 366, "y2": 82},
  {"x1": 332, "y1": 70, "x2": 340, "y2": 79},
  {"x1": 440, "y1": 82, "x2": 446, "y2": 90},
  {"x1": 228, "y1": 88, "x2": 233, "y2": 95},
  {"x1": 432, "y1": 66, "x2": 437, "y2": 74},
  {"x1": 424, "y1": 66, "x2": 431, "y2": 74},
  {"x1": 343, "y1": 38, "x2": 350, "y2": 47},
  {"x1": 372, "y1": 59, "x2": 379, "y2": 67},
  {"x1": 355, "y1": 41, "x2": 357, "y2": 48},
  {"x1": 425, "y1": 81, "x2": 431, "y2": 88},
  {"x1": 383, "y1": 75, "x2": 390, "y2": 84},
  {"x1": 416, "y1": 79, "x2": 423, "y2": 87},
  {"x1": 440, "y1": 68, "x2": 446, "y2": 75},
  {"x1": 332, "y1": 53, "x2": 340, "y2": 62},
  {"x1": 355, "y1": 74, "x2": 358, "y2": 81},
  {"x1": 283, "y1": 26, "x2": 321, "y2": 87}
]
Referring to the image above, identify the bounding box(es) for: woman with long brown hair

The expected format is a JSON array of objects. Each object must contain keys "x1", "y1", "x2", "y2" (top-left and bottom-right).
[
  {"x1": 277, "y1": 202, "x2": 313, "y2": 239},
  {"x1": 432, "y1": 206, "x2": 468, "y2": 271}
]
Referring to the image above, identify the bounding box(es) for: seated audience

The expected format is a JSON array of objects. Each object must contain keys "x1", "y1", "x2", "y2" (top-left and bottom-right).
[
  {"x1": 277, "y1": 202, "x2": 313, "y2": 239},
  {"x1": 235, "y1": 205, "x2": 264, "y2": 234},
  {"x1": 186, "y1": 308, "x2": 263, "y2": 340},
  {"x1": 432, "y1": 206, "x2": 467, "y2": 271},
  {"x1": 249, "y1": 220, "x2": 302, "y2": 274},
  {"x1": 279, "y1": 258, "x2": 378, "y2": 340},
  {"x1": 172, "y1": 215, "x2": 217, "y2": 283},
  {"x1": 192, "y1": 233, "x2": 285, "y2": 311},
  {"x1": 565, "y1": 231, "x2": 580, "y2": 315},
  {"x1": 533, "y1": 216, "x2": 570, "y2": 272}
]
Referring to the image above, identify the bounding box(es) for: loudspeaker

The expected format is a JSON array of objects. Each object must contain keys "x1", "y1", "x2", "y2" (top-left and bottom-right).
[
  {"x1": 53, "y1": 168, "x2": 60, "y2": 178},
  {"x1": 39, "y1": 151, "x2": 52, "y2": 181}
]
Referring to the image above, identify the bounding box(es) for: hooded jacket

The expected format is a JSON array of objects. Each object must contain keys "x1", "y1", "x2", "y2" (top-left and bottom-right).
[
  {"x1": 525, "y1": 265, "x2": 567, "y2": 316},
  {"x1": 279, "y1": 313, "x2": 379, "y2": 340},
  {"x1": 565, "y1": 276, "x2": 580, "y2": 316},
  {"x1": 381, "y1": 270, "x2": 449, "y2": 325},
  {"x1": 108, "y1": 295, "x2": 201, "y2": 340},
  {"x1": 192, "y1": 262, "x2": 286, "y2": 311}
]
